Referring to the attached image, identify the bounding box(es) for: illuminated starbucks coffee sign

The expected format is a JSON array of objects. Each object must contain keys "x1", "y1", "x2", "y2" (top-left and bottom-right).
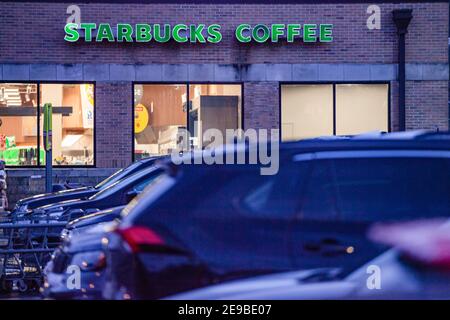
[{"x1": 64, "y1": 23, "x2": 333, "y2": 43}]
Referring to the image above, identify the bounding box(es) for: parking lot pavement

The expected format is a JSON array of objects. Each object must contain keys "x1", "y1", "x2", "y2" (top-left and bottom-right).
[{"x1": 0, "y1": 293, "x2": 43, "y2": 300}]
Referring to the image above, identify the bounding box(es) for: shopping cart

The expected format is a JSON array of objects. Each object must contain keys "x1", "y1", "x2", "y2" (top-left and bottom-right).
[{"x1": 0, "y1": 217, "x2": 67, "y2": 293}]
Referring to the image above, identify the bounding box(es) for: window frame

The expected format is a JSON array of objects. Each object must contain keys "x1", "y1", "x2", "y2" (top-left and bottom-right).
[
  {"x1": 279, "y1": 81, "x2": 391, "y2": 140},
  {"x1": 0, "y1": 80, "x2": 96, "y2": 168},
  {"x1": 132, "y1": 81, "x2": 244, "y2": 161}
]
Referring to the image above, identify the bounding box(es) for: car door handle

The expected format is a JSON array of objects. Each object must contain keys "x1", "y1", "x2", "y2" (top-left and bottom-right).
[
  {"x1": 303, "y1": 237, "x2": 340, "y2": 250},
  {"x1": 320, "y1": 238, "x2": 340, "y2": 245},
  {"x1": 303, "y1": 242, "x2": 321, "y2": 252},
  {"x1": 303, "y1": 238, "x2": 352, "y2": 255}
]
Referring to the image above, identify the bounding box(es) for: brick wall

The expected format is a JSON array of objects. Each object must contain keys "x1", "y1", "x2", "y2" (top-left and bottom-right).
[
  {"x1": 244, "y1": 82, "x2": 279, "y2": 131},
  {"x1": 405, "y1": 81, "x2": 449, "y2": 131},
  {"x1": 0, "y1": 2, "x2": 447, "y2": 64},
  {"x1": 390, "y1": 80, "x2": 449, "y2": 131},
  {"x1": 95, "y1": 82, "x2": 133, "y2": 168},
  {"x1": 6, "y1": 168, "x2": 117, "y2": 208},
  {"x1": 0, "y1": 1, "x2": 448, "y2": 173}
]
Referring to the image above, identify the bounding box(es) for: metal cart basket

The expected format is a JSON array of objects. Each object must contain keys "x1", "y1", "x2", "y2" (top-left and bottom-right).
[{"x1": 0, "y1": 218, "x2": 67, "y2": 292}]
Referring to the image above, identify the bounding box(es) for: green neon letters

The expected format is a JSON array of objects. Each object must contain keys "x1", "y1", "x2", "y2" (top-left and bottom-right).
[
  {"x1": 81, "y1": 23, "x2": 96, "y2": 42},
  {"x1": 117, "y1": 24, "x2": 133, "y2": 42},
  {"x1": 136, "y1": 24, "x2": 152, "y2": 42},
  {"x1": 97, "y1": 23, "x2": 115, "y2": 42},
  {"x1": 303, "y1": 24, "x2": 317, "y2": 42},
  {"x1": 64, "y1": 23, "x2": 333, "y2": 44},
  {"x1": 287, "y1": 24, "x2": 301, "y2": 42},
  {"x1": 64, "y1": 23, "x2": 79, "y2": 42},
  {"x1": 235, "y1": 24, "x2": 251, "y2": 43},
  {"x1": 235, "y1": 24, "x2": 334, "y2": 43},
  {"x1": 319, "y1": 24, "x2": 333, "y2": 42},
  {"x1": 173, "y1": 24, "x2": 188, "y2": 43},
  {"x1": 207, "y1": 24, "x2": 222, "y2": 43}
]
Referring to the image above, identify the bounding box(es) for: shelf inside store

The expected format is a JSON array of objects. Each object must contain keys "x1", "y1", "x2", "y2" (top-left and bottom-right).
[{"x1": 0, "y1": 106, "x2": 73, "y2": 116}]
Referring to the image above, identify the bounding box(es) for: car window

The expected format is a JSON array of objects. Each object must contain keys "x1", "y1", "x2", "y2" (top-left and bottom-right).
[
  {"x1": 299, "y1": 157, "x2": 450, "y2": 222},
  {"x1": 178, "y1": 163, "x2": 310, "y2": 220},
  {"x1": 89, "y1": 167, "x2": 161, "y2": 200},
  {"x1": 94, "y1": 168, "x2": 125, "y2": 189},
  {"x1": 94, "y1": 162, "x2": 143, "y2": 189},
  {"x1": 130, "y1": 163, "x2": 309, "y2": 272},
  {"x1": 132, "y1": 176, "x2": 158, "y2": 193},
  {"x1": 299, "y1": 160, "x2": 337, "y2": 221},
  {"x1": 134, "y1": 162, "x2": 310, "y2": 226},
  {"x1": 238, "y1": 163, "x2": 310, "y2": 219}
]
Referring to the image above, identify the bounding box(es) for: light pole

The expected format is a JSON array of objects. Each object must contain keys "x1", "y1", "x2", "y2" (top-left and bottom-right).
[{"x1": 43, "y1": 103, "x2": 53, "y2": 193}]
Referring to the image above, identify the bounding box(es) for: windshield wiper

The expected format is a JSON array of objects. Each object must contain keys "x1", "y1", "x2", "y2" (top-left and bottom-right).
[{"x1": 298, "y1": 268, "x2": 342, "y2": 283}]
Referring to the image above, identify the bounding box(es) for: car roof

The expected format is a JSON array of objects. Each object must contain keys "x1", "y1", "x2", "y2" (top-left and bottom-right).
[
  {"x1": 281, "y1": 130, "x2": 450, "y2": 153},
  {"x1": 112, "y1": 165, "x2": 161, "y2": 186},
  {"x1": 281, "y1": 139, "x2": 449, "y2": 155},
  {"x1": 135, "y1": 155, "x2": 169, "y2": 165},
  {"x1": 157, "y1": 131, "x2": 450, "y2": 174}
]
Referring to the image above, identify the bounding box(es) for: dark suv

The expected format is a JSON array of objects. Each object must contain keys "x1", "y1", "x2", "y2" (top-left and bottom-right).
[{"x1": 102, "y1": 132, "x2": 450, "y2": 299}]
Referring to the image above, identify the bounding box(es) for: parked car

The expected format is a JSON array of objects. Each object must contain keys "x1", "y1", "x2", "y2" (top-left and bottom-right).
[
  {"x1": 43, "y1": 219, "x2": 118, "y2": 299},
  {"x1": 30, "y1": 165, "x2": 164, "y2": 222},
  {"x1": 102, "y1": 132, "x2": 450, "y2": 299},
  {"x1": 11, "y1": 165, "x2": 164, "y2": 247},
  {"x1": 167, "y1": 220, "x2": 450, "y2": 300},
  {"x1": 12, "y1": 156, "x2": 165, "y2": 216},
  {"x1": 8, "y1": 166, "x2": 164, "y2": 282},
  {"x1": 60, "y1": 206, "x2": 125, "y2": 243},
  {"x1": 42, "y1": 206, "x2": 125, "y2": 299}
]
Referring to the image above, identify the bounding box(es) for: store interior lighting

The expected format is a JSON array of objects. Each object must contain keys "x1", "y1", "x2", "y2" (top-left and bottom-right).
[{"x1": 61, "y1": 134, "x2": 83, "y2": 148}]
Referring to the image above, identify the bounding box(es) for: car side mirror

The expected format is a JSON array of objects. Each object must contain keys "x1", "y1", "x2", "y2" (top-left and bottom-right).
[{"x1": 125, "y1": 190, "x2": 139, "y2": 202}]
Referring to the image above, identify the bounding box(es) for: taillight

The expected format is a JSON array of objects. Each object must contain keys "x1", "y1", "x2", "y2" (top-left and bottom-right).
[
  {"x1": 96, "y1": 252, "x2": 107, "y2": 270},
  {"x1": 116, "y1": 226, "x2": 165, "y2": 253}
]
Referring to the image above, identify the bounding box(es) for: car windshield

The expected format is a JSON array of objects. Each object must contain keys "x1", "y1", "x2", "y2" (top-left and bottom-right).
[
  {"x1": 94, "y1": 162, "x2": 142, "y2": 189},
  {"x1": 89, "y1": 174, "x2": 135, "y2": 200},
  {"x1": 89, "y1": 166, "x2": 162, "y2": 201},
  {"x1": 122, "y1": 173, "x2": 174, "y2": 219}
]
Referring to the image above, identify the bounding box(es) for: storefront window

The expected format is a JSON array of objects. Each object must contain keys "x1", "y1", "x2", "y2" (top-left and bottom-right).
[
  {"x1": 134, "y1": 84, "x2": 187, "y2": 159},
  {"x1": 335, "y1": 84, "x2": 388, "y2": 135},
  {"x1": 188, "y1": 84, "x2": 242, "y2": 149},
  {"x1": 39, "y1": 84, "x2": 95, "y2": 165},
  {"x1": 281, "y1": 83, "x2": 389, "y2": 141},
  {"x1": 281, "y1": 84, "x2": 333, "y2": 140},
  {"x1": 134, "y1": 84, "x2": 242, "y2": 159},
  {"x1": 0, "y1": 83, "x2": 39, "y2": 166}
]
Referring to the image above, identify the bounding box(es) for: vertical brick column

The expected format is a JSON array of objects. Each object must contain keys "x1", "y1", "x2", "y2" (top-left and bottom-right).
[
  {"x1": 243, "y1": 82, "x2": 280, "y2": 132},
  {"x1": 95, "y1": 82, "x2": 133, "y2": 168}
]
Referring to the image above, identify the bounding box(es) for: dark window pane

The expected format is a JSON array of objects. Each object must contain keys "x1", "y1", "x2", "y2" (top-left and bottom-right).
[
  {"x1": 300, "y1": 157, "x2": 450, "y2": 222},
  {"x1": 300, "y1": 160, "x2": 337, "y2": 220},
  {"x1": 143, "y1": 163, "x2": 308, "y2": 223}
]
